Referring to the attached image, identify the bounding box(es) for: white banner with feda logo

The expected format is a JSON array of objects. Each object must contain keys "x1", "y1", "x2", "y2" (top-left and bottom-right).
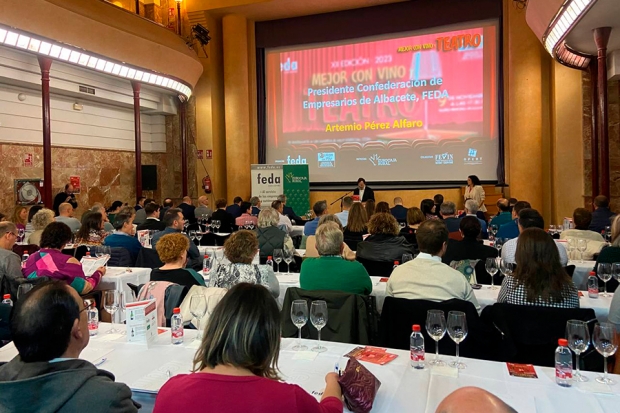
[{"x1": 251, "y1": 165, "x2": 283, "y2": 201}]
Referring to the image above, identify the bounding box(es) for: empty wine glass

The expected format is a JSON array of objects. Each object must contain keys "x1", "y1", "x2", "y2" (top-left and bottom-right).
[
  {"x1": 593, "y1": 323, "x2": 618, "y2": 385},
  {"x1": 273, "y1": 249, "x2": 283, "y2": 273},
  {"x1": 291, "y1": 300, "x2": 308, "y2": 351},
  {"x1": 566, "y1": 319, "x2": 590, "y2": 382},
  {"x1": 447, "y1": 311, "x2": 468, "y2": 369},
  {"x1": 310, "y1": 300, "x2": 328, "y2": 353},
  {"x1": 283, "y1": 248, "x2": 294, "y2": 273},
  {"x1": 489, "y1": 225, "x2": 498, "y2": 240},
  {"x1": 485, "y1": 257, "x2": 499, "y2": 289},
  {"x1": 597, "y1": 263, "x2": 612, "y2": 297},
  {"x1": 195, "y1": 230, "x2": 203, "y2": 244},
  {"x1": 18, "y1": 228, "x2": 25, "y2": 243},
  {"x1": 612, "y1": 262, "x2": 620, "y2": 284},
  {"x1": 499, "y1": 259, "x2": 514, "y2": 280},
  {"x1": 212, "y1": 220, "x2": 221, "y2": 234},
  {"x1": 605, "y1": 226, "x2": 612, "y2": 243},
  {"x1": 577, "y1": 239, "x2": 587, "y2": 263},
  {"x1": 549, "y1": 225, "x2": 556, "y2": 236},
  {"x1": 399, "y1": 222, "x2": 406, "y2": 229},
  {"x1": 119, "y1": 290, "x2": 135, "y2": 335},
  {"x1": 103, "y1": 290, "x2": 121, "y2": 334},
  {"x1": 17, "y1": 283, "x2": 33, "y2": 300},
  {"x1": 189, "y1": 230, "x2": 196, "y2": 243},
  {"x1": 190, "y1": 294, "x2": 207, "y2": 340},
  {"x1": 494, "y1": 238, "x2": 505, "y2": 253},
  {"x1": 567, "y1": 238, "x2": 577, "y2": 261},
  {"x1": 426, "y1": 310, "x2": 446, "y2": 366},
  {"x1": 402, "y1": 253, "x2": 413, "y2": 263},
  {"x1": 183, "y1": 220, "x2": 189, "y2": 234}
]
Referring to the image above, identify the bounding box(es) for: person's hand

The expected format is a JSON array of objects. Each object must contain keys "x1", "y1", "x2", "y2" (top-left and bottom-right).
[
  {"x1": 325, "y1": 372, "x2": 339, "y2": 383},
  {"x1": 322, "y1": 372, "x2": 342, "y2": 401},
  {"x1": 97, "y1": 266, "x2": 106, "y2": 276}
]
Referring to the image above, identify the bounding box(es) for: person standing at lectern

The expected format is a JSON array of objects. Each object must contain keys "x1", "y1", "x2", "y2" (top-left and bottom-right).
[{"x1": 353, "y1": 178, "x2": 375, "y2": 202}]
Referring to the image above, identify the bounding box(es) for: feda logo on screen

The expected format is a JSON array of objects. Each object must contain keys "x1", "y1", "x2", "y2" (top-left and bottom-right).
[
  {"x1": 287, "y1": 155, "x2": 307, "y2": 164},
  {"x1": 280, "y1": 58, "x2": 298, "y2": 73}
]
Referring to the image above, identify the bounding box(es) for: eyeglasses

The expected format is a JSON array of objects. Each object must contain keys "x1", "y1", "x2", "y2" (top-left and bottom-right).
[{"x1": 80, "y1": 300, "x2": 94, "y2": 313}]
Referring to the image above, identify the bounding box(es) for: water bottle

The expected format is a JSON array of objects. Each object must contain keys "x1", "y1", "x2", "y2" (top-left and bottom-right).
[
  {"x1": 393, "y1": 261, "x2": 399, "y2": 270},
  {"x1": 555, "y1": 338, "x2": 573, "y2": 387},
  {"x1": 410, "y1": 324, "x2": 425, "y2": 369},
  {"x1": 203, "y1": 255, "x2": 211, "y2": 274},
  {"x1": 87, "y1": 303, "x2": 99, "y2": 336},
  {"x1": 1, "y1": 294, "x2": 13, "y2": 306},
  {"x1": 171, "y1": 308, "x2": 184, "y2": 345},
  {"x1": 588, "y1": 272, "x2": 599, "y2": 299},
  {"x1": 266, "y1": 256, "x2": 274, "y2": 270},
  {"x1": 21, "y1": 253, "x2": 29, "y2": 268}
]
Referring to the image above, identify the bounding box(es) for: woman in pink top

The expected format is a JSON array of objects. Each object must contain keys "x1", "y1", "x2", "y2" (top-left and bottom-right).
[
  {"x1": 235, "y1": 201, "x2": 258, "y2": 228},
  {"x1": 154, "y1": 283, "x2": 343, "y2": 413}
]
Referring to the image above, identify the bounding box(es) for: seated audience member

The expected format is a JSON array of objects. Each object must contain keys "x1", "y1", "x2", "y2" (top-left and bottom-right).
[
  {"x1": 356, "y1": 213, "x2": 415, "y2": 264},
  {"x1": 75, "y1": 212, "x2": 107, "y2": 245},
  {"x1": 421, "y1": 199, "x2": 438, "y2": 221},
  {"x1": 0, "y1": 281, "x2": 138, "y2": 413},
  {"x1": 390, "y1": 197, "x2": 408, "y2": 222},
  {"x1": 561, "y1": 208, "x2": 605, "y2": 242},
  {"x1": 133, "y1": 198, "x2": 154, "y2": 225},
  {"x1": 136, "y1": 202, "x2": 165, "y2": 231},
  {"x1": 151, "y1": 233, "x2": 205, "y2": 287},
  {"x1": 271, "y1": 200, "x2": 292, "y2": 233},
  {"x1": 152, "y1": 208, "x2": 201, "y2": 268},
  {"x1": 386, "y1": 220, "x2": 480, "y2": 310},
  {"x1": 399, "y1": 207, "x2": 425, "y2": 250},
  {"x1": 594, "y1": 215, "x2": 620, "y2": 290},
  {"x1": 235, "y1": 201, "x2": 258, "y2": 227},
  {"x1": 25, "y1": 205, "x2": 43, "y2": 239},
  {"x1": 375, "y1": 201, "x2": 390, "y2": 214},
  {"x1": 279, "y1": 194, "x2": 303, "y2": 224},
  {"x1": 589, "y1": 195, "x2": 616, "y2": 233},
  {"x1": 433, "y1": 194, "x2": 444, "y2": 218},
  {"x1": 195, "y1": 196, "x2": 213, "y2": 219},
  {"x1": 226, "y1": 196, "x2": 243, "y2": 219},
  {"x1": 178, "y1": 196, "x2": 196, "y2": 224},
  {"x1": 335, "y1": 196, "x2": 353, "y2": 227},
  {"x1": 0, "y1": 222, "x2": 26, "y2": 298},
  {"x1": 106, "y1": 200, "x2": 123, "y2": 223},
  {"x1": 304, "y1": 200, "x2": 328, "y2": 236},
  {"x1": 365, "y1": 199, "x2": 376, "y2": 218},
  {"x1": 463, "y1": 200, "x2": 488, "y2": 239},
  {"x1": 304, "y1": 215, "x2": 356, "y2": 261},
  {"x1": 27, "y1": 208, "x2": 55, "y2": 246},
  {"x1": 442, "y1": 216, "x2": 498, "y2": 266},
  {"x1": 89, "y1": 204, "x2": 114, "y2": 232},
  {"x1": 301, "y1": 222, "x2": 371, "y2": 295},
  {"x1": 134, "y1": 196, "x2": 146, "y2": 211},
  {"x1": 490, "y1": 198, "x2": 512, "y2": 228},
  {"x1": 102, "y1": 210, "x2": 143, "y2": 262},
  {"x1": 55, "y1": 203, "x2": 81, "y2": 233},
  {"x1": 343, "y1": 202, "x2": 368, "y2": 251},
  {"x1": 435, "y1": 387, "x2": 517, "y2": 413},
  {"x1": 501, "y1": 208, "x2": 569, "y2": 266},
  {"x1": 609, "y1": 284, "x2": 620, "y2": 329},
  {"x1": 209, "y1": 231, "x2": 279, "y2": 298},
  {"x1": 498, "y1": 228, "x2": 578, "y2": 308},
  {"x1": 496, "y1": 200, "x2": 531, "y2": 240},
  {"x1": 210, "y1": 198, "x2": 235, "y2": 233},
  {"x1": 256, "y1": 208, "x2": 295, "y2": 261},
  {"x1": 440, "y1": 201, "x2": 461, "y2": 236},
  {"x1": 250, "y1": 196, "x2": 262, "y2": 216},
  {"x1": 12, "y1": 206, "x2": 28, "y2": 232},
  {"x1": 153, "y1": 283, "x2": 341, "y2": 413},
  {"x1": 160, "y1": 198, "x2": 174, "y2": 219},
  {"x1": 23, "y1": 223, "x2": 104, "y2": 295},
  {"x1": 508, "y1": 198, "x2": 518, "y2": 212}
]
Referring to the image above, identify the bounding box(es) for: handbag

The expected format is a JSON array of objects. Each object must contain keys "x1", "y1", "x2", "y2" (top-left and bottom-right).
[{"x1": 337, "y1": 357, "x2": 381, "y2": 413}]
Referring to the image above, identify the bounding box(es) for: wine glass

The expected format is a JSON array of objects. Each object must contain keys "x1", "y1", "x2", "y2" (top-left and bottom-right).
[
  {"x1": 399, "y1": 222, "x2": 406, "y2": 229},
  {"x1": 426, "y1": 310, "x2": 446, "y2": 366},
  {"x1": 549, "y1": 225, "x2": 556, "y2": 237},
  {"x1": 291, "y1": 300, "x2": 308, "y2": 351},
  {"x1": 489, "y1": 225, "x2": 498, "y2": 240},
  {"x1": 605, "y1": 226, "x2": 612, "y2": 243},
  {"x1": 597, "y1": 263, "x2": 612, "y2": 297},
  {"x1": 566, "y1": 319, "x2": 590, "y2": 382},
  {"x1": 183, "y1": 220, "x2": 189, "y2": 234},
  {"x1": 273, "y1": 249, "x2": 283, "y2": 273},
  {"x1": 17, "y1": 283, "x2": 33, "y2": 299},
  {"x1": 103, "y1": 290, "x2": 121, "y2": 334},
  {"x1": 485, "y1": 258, "x2": 499, "y2": 289},
  {"x1": 494, "y1": 238, "x2": 505, "y2": 254},
  {"x1": 283, "y1": 248, "x2": 294, "y2": 273},
  {"x1": 18, "y1": 228, "x2": 25, "y2": 243},
  {"x1": 499, "y1": 259, "x2": 514, "y2": 280},
  {"x1": 593, "y1": 323, "x2": 618, "y2": 385},
  {"x1": 402, "y1": 253, "x2": 413, "y2": 263},
  {"x1": 577, "y1": 239, "x2": 587, "y2": 263},
  {"x1": 190, "y1": 294, "x2": 207, "y2": 340},
  {"x1": 447, "y1": 311, "x2": 468, "y2": 369},
  {"x1": 567, "y1": 238, "x2": 577, "y2": 261},
  {"x1": 611, "y1": 262, "x2": 620, "y2": 284},
  {"x1": 310, "y1": 300, "x2": 328, "y2": 353},
  {"x1": 213, "y1": 220, "x2": 221, "y2": 234},
  {"x1": 195, "y1": 229, "x2": 203, "y2": 245},
  {"x1": 189, "y1": 230, "x2": 196, "y2": 243},
  {"x1": 120, "y1": 290, "x2": 135, "y2": 335}
]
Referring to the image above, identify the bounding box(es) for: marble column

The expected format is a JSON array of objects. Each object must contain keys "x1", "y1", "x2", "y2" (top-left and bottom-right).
[
  {"x1": 132, "y1": 81, "x2": 142, "y2": 198},
  {"x1": 594, "y1": 27, "x2": 612, "y2": 199},
  {"x1": 38, "y1": 57, "x2": 53, "y2": 208}
]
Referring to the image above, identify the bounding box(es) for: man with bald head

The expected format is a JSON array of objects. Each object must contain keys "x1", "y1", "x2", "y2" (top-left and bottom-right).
[
  {"x1": 178, "y1": 196, "x2": 196, "y2": 224},
  {"x1": 436, "y1": 387, "x2": 517, "y2": 413},
  {"x1": 490, "y1": 198, "x2": 512, "y2": 228},
  {"x1": 55, "y1": 203, "x2": 81, "y2": 233},
  {"x1": 195, "y1": 196, "x2": 213, "y2": 218}
]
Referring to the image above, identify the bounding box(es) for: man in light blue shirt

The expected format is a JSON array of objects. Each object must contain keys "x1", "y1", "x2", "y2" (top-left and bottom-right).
[
  {"x1": 335, "y1": 196, "x2": 352, "y2": 228},
  {"x1": 304, "y1": 200, "x2": 328, "y2": 236}
]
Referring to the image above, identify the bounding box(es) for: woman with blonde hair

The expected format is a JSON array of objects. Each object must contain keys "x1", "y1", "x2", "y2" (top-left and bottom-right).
[
  {"x1": 12, "y1": 205, "x2": 28, "y2": 232},
  {"x1": 255, "y1": 207, "x2": 295, "y2": 262},
  {"x1": 151, "y1": 232, "x2": 205, "y2": 287},
  {"x1": 343, "y1": 202, "x2": 368, "y2": 251},
  {"x1": 26, "y1": 208, "x2": 55, "y2": 246},
  {"x1": 153, "y1": 283, "x2": 342, "y2": 413},
  {"x1": 304, "y1": 215, "x2": 356, "y2": 260}
]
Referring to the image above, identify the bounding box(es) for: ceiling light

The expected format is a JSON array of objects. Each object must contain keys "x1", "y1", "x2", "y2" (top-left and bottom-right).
[
  {"x1": 544, "y1": 0, "x2": 593, "y2": 56},
  {"x1": 5, "y1": 32, "x2": 18, "y2": 46}
]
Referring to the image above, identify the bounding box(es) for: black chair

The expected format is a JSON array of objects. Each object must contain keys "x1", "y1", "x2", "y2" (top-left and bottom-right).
[
  {"x1": 135, "y1": 248, "x2": 163, "y2": 268},
  {"x1": 481, "y1": 303, "x2": 602, "y2": 369},
  {"x1": 355, "y1": 256, "x2": 396, "y2": 278},
  {"x1": 379, "y1": 297, "x2": 499, "y2": 361},
  {"x1": 281, "y1": 287, "x2": 379, "y2": 345},
  {"x1": 107, "y1": 247, "x2": 133, "y2": 267},
  {"x1": 564, "y1": 265, "x2": 576, "y2": 277},
  {"x1": 0, "y1": 303, "x2": 12, "y2": 344}
]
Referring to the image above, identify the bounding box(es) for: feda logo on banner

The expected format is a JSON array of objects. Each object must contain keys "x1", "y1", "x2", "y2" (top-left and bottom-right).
[{"x1": 251, "y1": 165, "x2": 283, "y2": 200}]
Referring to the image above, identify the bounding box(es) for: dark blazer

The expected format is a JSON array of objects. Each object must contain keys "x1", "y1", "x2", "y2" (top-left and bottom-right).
[
  {"x1": 356, "y1": 234, "x2": 414, "y2": 263},
  {"x1": 283, "y1": 205, "x2": 304, "y2": 224},
  {"x1": 442, "y1": 237, "x2": 498, "y2": 265},
  {"x1": 353, "y1": 186, "x2": 375, "y2": 202},
  {"x1": 178, "y1": 202, "x2": 196, "y2": 224},
  {"x1": 251, "y1": 206, "x2": 261, "y2": 216},
  {"x1": 225, "y1": 204, "x2": 242, "y2": 219},
  {"x1": 390, "y1": 205, "x2": 408, "y2": 222},
  {"x1": 210, "y1": 209, "x2": 235, "y2": 233},
  {"x1": 136, "y1": 218, "x2": 166, "y2": 232},
  {"x1": 53, "y1": 192, "x2": 77, "y2": 216},
  {"x1": 589, "y1": 207, "x2": 615, "y2": 233}
]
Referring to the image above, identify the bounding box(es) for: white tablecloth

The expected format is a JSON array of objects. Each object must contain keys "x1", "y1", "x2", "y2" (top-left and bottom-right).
[
  {"x1": 97, "y1": 267, "x2": 152, "y2": 300},
  {"x1": 2, "y1": 323, "x2": 617, "y2": 413},
  {"x1": 197, "y1": 246, "x2": 259, "y2": 265},
  {"x1": 291, "y1": 225, "x2": 305, "y2": 237}
]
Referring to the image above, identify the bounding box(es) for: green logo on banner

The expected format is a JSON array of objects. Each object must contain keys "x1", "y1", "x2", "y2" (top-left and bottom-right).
[{"x1": 283, "y1": 165, "x2": 309, "y2": 218}]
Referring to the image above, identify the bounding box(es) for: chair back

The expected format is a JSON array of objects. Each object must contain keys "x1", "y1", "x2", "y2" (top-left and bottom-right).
[
  {"x1": 355, "y1": 256, "x2": 396, "y2": 277},
  {"x1": 0, "y1": 303, "x2": 12, "y2": 343},
  {"x1": 135, "y1": 247, "x2": 164, "y2": 268},
  {"x1": 138, "y1": 281, "x2": 189, "y2": 327},
  {"x1": 281, "y1": 287, "x2": 379, "y2": 345},
  {"x1": 108, "y1": 247, "x2": 133, "y2": 267},
  {"x1": 378, "y1": 297, "x2": 498, "y2": 361},
  {"x1": 12, "y1": 244, "x2": 40, "y2": 256},
  {"x1": 480, "y1": 303, "x2": 598, "y2": 367}
]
